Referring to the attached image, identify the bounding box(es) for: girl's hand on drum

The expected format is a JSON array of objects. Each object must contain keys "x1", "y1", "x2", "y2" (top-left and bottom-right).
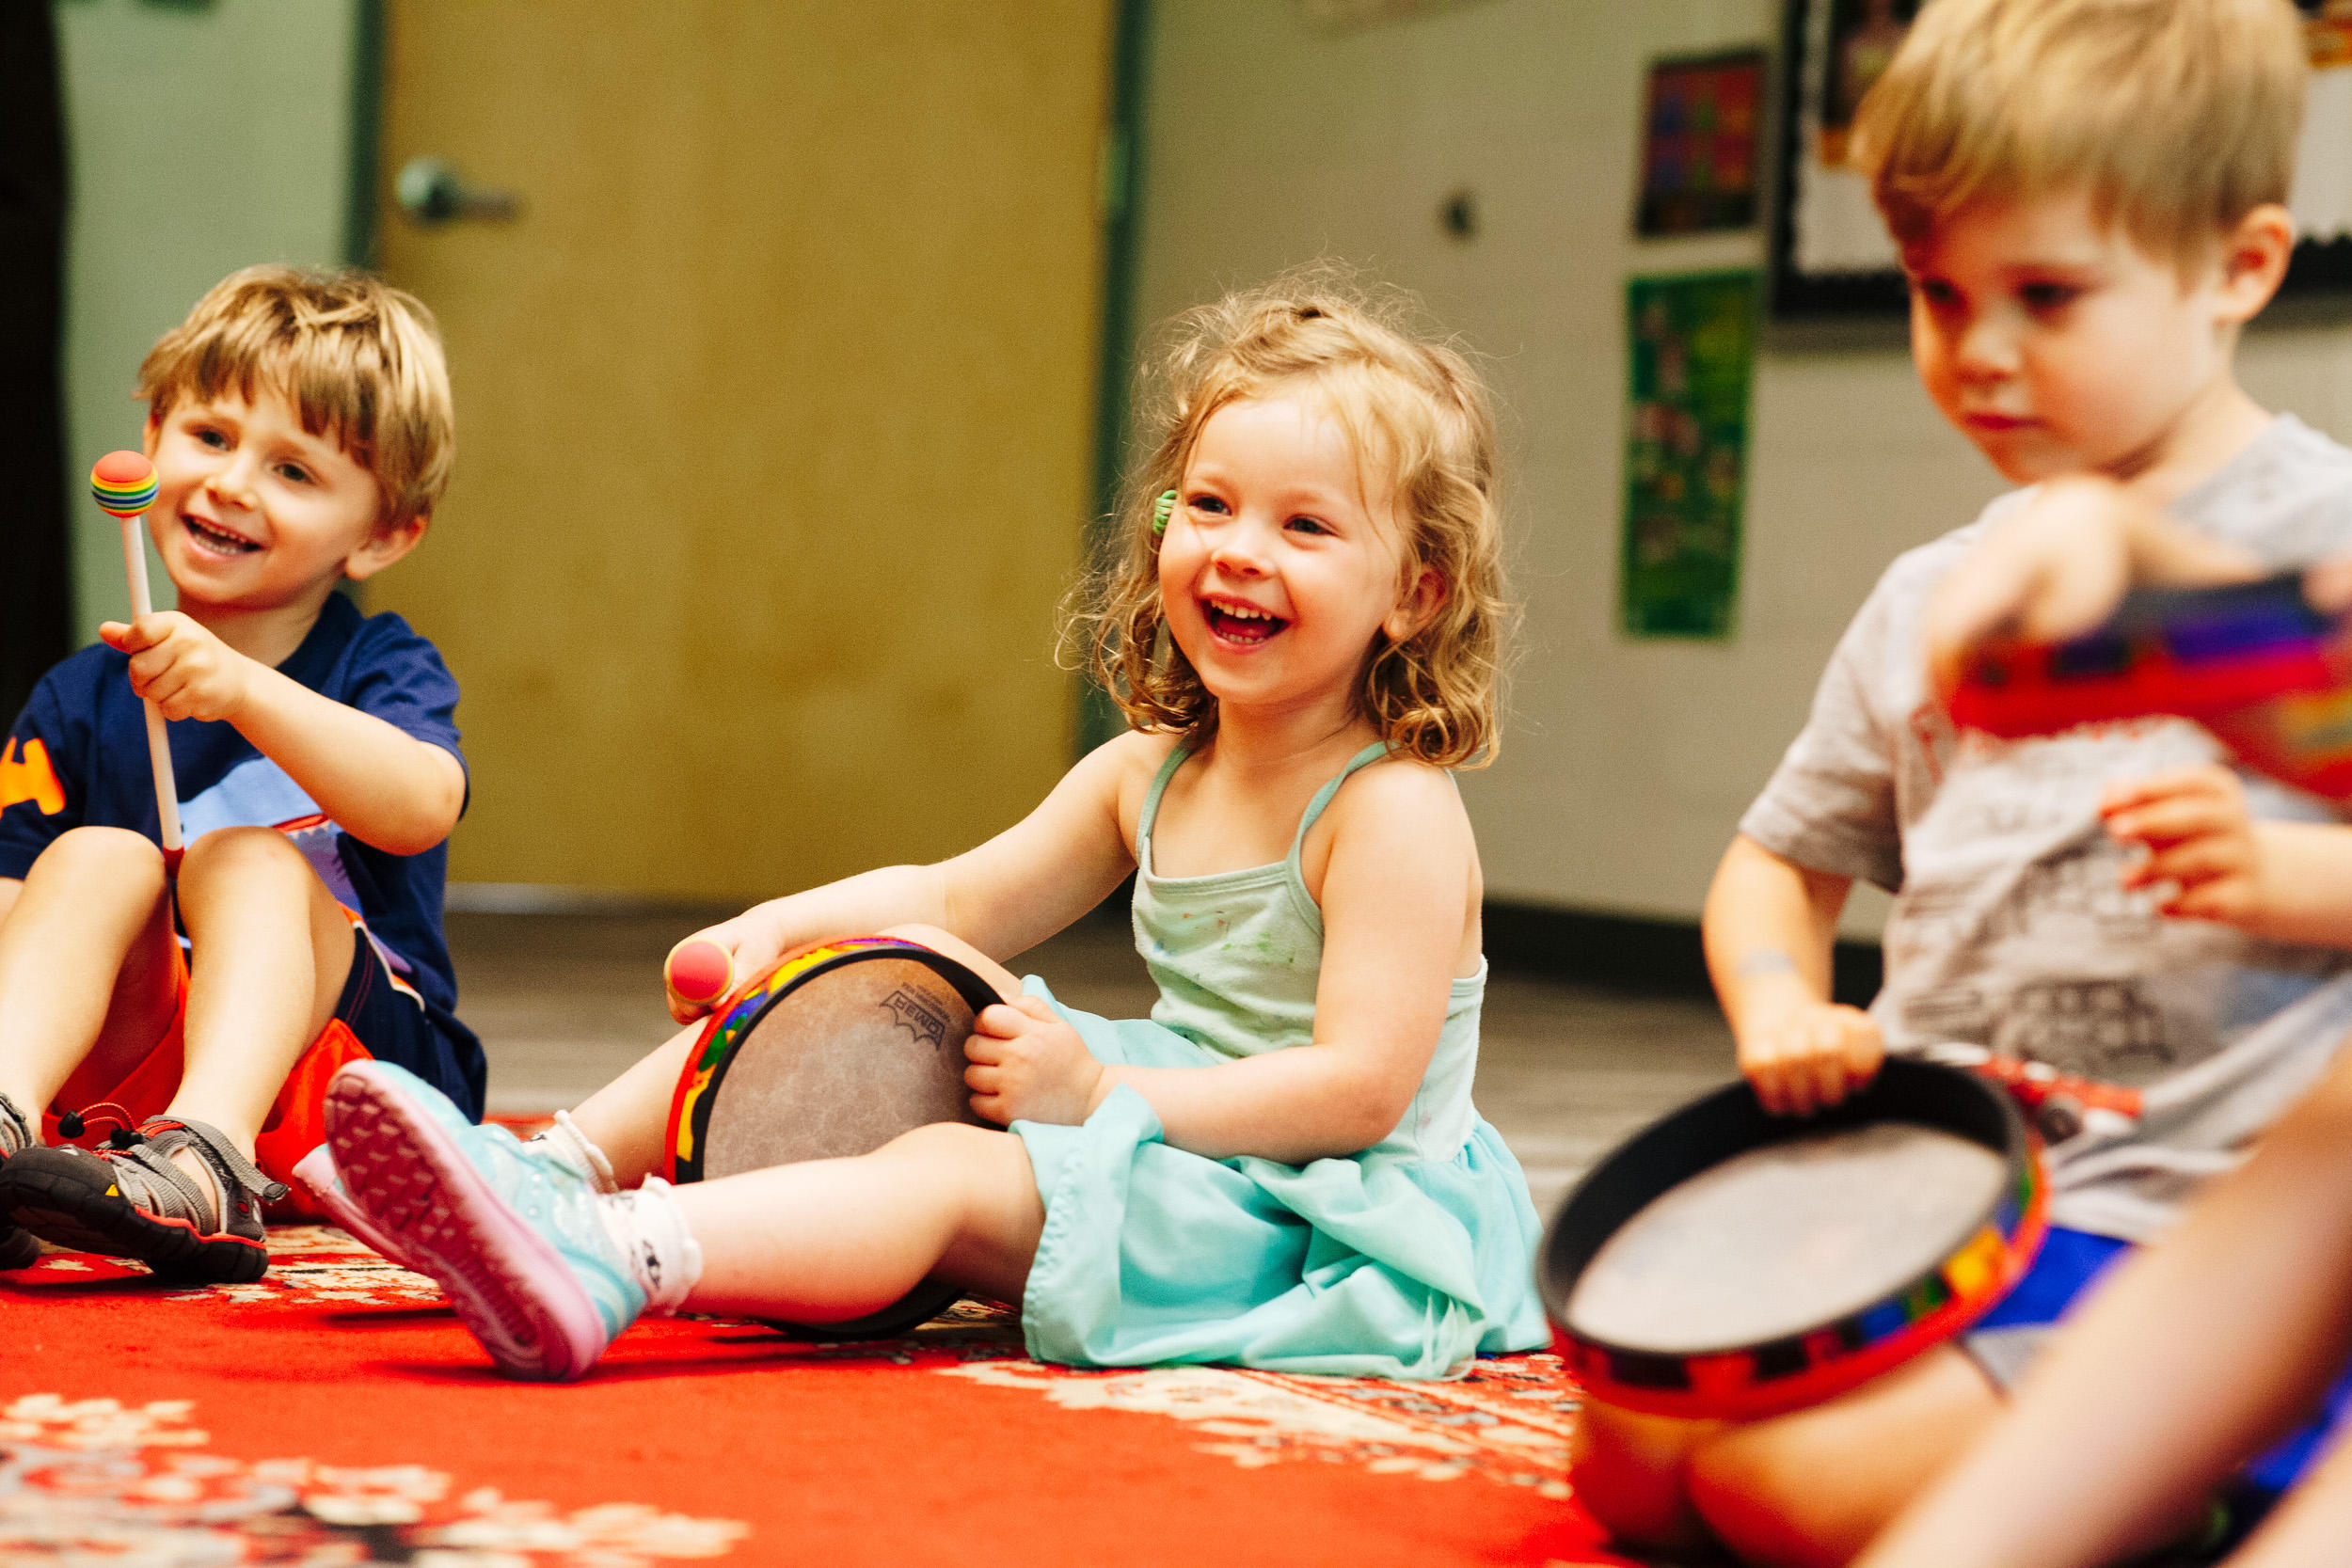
[
  {"x1": 665, "y1": 927, "x2": 745, "y2": 1023},
  {"x1": 964, "y1": 994, "x2": 1104, "y2": 1127},
  {"x1": 1738, "y1": 1000, "x2": 1883, "y2": 1117},
  {"x1": 2103, "y1": 765, "x2": 2267, "y2": 926}
]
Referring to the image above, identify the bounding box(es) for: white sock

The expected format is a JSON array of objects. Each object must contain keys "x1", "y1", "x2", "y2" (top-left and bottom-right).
[
  {"x1": 532, "y1": 1110, "x2": 619, "y2": 1196},
  {"x1": 596, "y1": 1177, "x2": 704, "y2": 1315}
]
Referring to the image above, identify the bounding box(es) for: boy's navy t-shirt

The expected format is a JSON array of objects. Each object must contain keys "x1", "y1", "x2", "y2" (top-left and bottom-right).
[{"x1": 0, "y1": 593, "x2": 485, "y2": 1114}]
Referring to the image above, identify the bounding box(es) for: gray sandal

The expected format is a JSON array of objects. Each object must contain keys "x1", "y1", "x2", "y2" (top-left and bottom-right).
[
  {"x1": 0, "y1": 1093, "x2": 38, "y2": 1270},
  {"x1": 0, "y1": 1116, "x2": 288, "y2": 1283}
]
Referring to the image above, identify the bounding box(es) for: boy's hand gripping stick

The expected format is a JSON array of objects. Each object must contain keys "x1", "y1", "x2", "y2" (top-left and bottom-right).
[{"x1": 90, "y1": 451, "x2": 183, "y2": 855}]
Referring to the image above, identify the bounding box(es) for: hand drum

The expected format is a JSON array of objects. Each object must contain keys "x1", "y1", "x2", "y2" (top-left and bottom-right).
[
  {"x1": 664, "y1": 935, "x2": 1003, "y2": 1339},
  {"x1": 1537, "y1": 1059, "x2": 2046, "y2": 1420}
]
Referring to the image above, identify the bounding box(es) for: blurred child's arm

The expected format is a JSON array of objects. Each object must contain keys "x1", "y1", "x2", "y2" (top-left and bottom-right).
[
  {"x1": 1856, "y1": 1049, "x2": 2352, "y2": 1568},
  {"x1": 670, "y1": 732, "x2": 1146, "y2": 1021},
  {"x1": 2105, "y1": 765, "x2": 2352, "y2": 947},
  {"x1": 0, "y1": 879, "x2": 18, "y2": 934},
  {"x1": 103, "y1": 612, "x2": 464, "y2": 855},
  {"x1": 1923, "y1": 475, "x2": 2264, "y2": 698},
  {"x1": 1704, "y1": 832, "x2": 1881, "y2": 1116},
  {"x1": 1059, "y1": 760, "x2": 1473, "y2": 1164}
]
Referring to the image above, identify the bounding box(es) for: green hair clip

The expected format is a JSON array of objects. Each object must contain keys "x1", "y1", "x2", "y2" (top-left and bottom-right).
[{"x1": 1152, "y1": 489, "x2": 1177, "y2": 536}]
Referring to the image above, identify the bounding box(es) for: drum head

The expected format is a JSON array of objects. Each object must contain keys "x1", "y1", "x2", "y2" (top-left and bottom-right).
[
  {"x1": 1538, "y1": 1058, "x2": 2045, "y2": 1419},
  {"x1": 700, "y1": 955, "x2": 983, "y2": 1176},
  {"x1": 666, "y1": 937, "x2": 1002, "y2": 1340}
]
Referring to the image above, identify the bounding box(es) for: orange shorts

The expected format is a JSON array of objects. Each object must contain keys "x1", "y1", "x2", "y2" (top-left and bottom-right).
[{"x1": 40, "y1": 933, "x2": 378, "y2": 1220}]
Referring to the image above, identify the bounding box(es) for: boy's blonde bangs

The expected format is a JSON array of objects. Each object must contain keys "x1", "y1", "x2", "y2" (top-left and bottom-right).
[
  {"x1": 138, "y1": 264, "x2": 455, "y2": 528},
  {"x1": 1063, "y1": 266, "x2": 1511, "y2": 769},
  {"x1": 1851, "y1": 0, "x2": 2306, "y2": 264}
]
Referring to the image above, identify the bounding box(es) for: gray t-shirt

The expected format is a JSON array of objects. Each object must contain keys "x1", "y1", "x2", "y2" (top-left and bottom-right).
[{"x1": 1741, "y1": 416, "x2": 2352, "y2": 1240}]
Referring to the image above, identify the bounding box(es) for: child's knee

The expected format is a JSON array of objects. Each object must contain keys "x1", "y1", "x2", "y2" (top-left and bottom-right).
[
  {"x1": 177, "y1": 827, "x2": 334, "y2": 910},
  {"x1": 877, "y1": 924, "x2": 1022, "y2": 1000},
  {"x1": 178, "y1": 824, "x2": 299, "y2": 877},
  {"x1": 1686, "y1": 1426, "x2": 1848, "y2": 1568},
  {"x1": 881, "y1": 1119, "x2": 1004, "y2": 1168},
  {"x1": 1569, "y1": 1400, "x2": 1720, "y2": 1553},
  {"x1": 39, "y1": 825, "x2": 167, "y2": 888}
]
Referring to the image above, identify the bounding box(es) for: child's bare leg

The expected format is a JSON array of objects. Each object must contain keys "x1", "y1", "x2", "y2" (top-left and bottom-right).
[
  {"x1": 0, "y1": 827, "x2": 178, "y2": 1118},
  {"x1": 168, "y1": 827, "x2": 354, "y2": 1176},
  {"x1": 671, "y1": 1120, "x2": 1042, "y2": 1320},
  {"x1": 1569, "y1": 1403, "x2": 1726, "y2": 1555},
  {"x1": 564, "y1": 1022, "x2": 699, "y2": 1186},
  {"x1": 567, "y1": 921, "x2": 1025, "y2": 1188},
  {"x1": 1577, "y1": 1345, "x2": 1999, "y2": 1568}
]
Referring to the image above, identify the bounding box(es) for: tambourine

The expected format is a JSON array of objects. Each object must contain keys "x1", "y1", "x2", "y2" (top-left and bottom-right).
[
  {"x1": 1538, "y1": 1058, "x2": 2048, "y2": 1420},
  {"x1": 663, "y1": 934, "x2": 1002, "y2": 1339}
]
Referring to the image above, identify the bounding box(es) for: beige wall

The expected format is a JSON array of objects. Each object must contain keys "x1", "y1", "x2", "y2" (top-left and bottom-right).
[
  {"x1": 54, "y1": 0, "x2": 361, "y2": 634},
  {"x1": 1134, "y1": 0, "x2": 2352, "y2": 936}
]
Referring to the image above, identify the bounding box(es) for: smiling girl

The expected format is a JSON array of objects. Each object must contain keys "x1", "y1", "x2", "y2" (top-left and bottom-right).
[{"x1": 314, "y1": 269, "x2": 1550, "y2": 1383}]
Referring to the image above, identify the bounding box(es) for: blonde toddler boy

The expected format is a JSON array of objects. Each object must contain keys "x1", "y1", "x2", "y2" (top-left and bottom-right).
[
  {"x1": 0, "y1": 265, "x2": 480, "y2": 1284},
  {"x1": 1575, "y1": 2, "x2": 2352, "y2": 1562}
]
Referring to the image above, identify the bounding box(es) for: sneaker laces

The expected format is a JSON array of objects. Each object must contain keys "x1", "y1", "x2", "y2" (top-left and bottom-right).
[{"x1": 105, "y1": 1120, "x2": 290, "y2": 1231}]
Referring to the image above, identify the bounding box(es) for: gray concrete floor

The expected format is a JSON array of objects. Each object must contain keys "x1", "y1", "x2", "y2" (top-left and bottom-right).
[{"x1": 448, "y1": 910, "x2": 1741, "y2": 1217}]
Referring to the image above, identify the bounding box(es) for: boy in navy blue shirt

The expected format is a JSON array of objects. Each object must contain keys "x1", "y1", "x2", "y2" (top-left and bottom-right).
[{"x1": 0, "y1": 264, "x2": 481, "y2": 1282}]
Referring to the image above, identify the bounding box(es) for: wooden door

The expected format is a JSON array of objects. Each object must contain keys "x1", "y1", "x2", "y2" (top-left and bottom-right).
[{"x1": 372, "y1": 3, "x2": 1112, "y2": 901}]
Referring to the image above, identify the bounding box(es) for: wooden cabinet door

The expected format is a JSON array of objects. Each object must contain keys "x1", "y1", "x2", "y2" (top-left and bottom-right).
[{"x1": 373, "y1": 3, "x2": 1111, "y2": 900}]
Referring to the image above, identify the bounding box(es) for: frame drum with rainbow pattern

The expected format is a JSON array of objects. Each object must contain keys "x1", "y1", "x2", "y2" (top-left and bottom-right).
[
  {"x1": 1537, "y1": 1058, "x2": 2046, "y2": 1420},
  {"x1": 664, "y1": 934, "x2": 1004, "y2": 1338}
]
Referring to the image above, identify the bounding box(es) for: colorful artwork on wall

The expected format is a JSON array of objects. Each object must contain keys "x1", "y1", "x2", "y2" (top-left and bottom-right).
[
  {"x1": 1635, "y1": 50, "x2": 1766, "y2": 237},
  {"x1": 1621, "y1": 271, "x2": 1756, "y2": 641},
  {"x1": 1770, "y1": 0, "x2": 2352, "y2": 316}
]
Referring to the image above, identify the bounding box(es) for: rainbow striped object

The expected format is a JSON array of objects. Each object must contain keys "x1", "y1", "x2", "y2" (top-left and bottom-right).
[{"x1": 89, "y1": 451, "x2": 159, "y2": 518}]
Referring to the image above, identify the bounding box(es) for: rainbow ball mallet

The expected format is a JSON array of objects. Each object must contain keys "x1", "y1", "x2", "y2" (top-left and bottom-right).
[{"x1": 91, "y1": 451, "x2": 183, "y2": 854}]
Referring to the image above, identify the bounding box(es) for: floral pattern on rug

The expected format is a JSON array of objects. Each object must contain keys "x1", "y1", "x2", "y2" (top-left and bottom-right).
[
  {"x1": 0, "y1": 1394, "x2": 748, "y2": 1565},
  {"x1": 940, "y1": 1354, "x2": 1581, "y2": 1499},
  {"x1": 20, "y1": 1230, "x2": 1588, "y2": 1513},
  {"x1": 19, "y1": 1225, "x2": 446, "y2": 1306}
]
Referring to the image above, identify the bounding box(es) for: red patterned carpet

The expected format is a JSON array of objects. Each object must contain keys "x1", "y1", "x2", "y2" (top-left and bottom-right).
[{"x1": 1, "y1": 1228, "x2": 1629, "y2": 1566}]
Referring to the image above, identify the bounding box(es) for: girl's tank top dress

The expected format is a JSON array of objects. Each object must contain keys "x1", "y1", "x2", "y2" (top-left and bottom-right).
[{"x1": 1010, "y1": 741, "x2": 1549, "y2": 1378}]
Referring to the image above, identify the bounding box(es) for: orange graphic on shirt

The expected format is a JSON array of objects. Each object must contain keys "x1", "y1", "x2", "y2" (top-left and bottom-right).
[{"x1": 0, "y1": 737, "x2": 65, "y2": 816}]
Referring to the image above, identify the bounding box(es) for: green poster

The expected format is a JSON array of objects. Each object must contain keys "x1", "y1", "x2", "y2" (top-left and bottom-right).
[{"x1": 1621, "y1": 270, "x2": 1756, "y2": 640}]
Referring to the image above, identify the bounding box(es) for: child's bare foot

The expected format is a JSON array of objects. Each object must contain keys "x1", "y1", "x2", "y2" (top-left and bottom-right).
[{"x1": 0, "y1": 1117, "x2": 286, "y2": 1282}]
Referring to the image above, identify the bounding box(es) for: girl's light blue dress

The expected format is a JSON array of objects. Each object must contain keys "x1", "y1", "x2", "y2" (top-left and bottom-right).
[{"x1": 1011, "y1": 741, "x2": 1550, "y2": 1379}]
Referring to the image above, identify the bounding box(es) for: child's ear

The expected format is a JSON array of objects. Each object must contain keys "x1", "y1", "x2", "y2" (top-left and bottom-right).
[
  {"x1": 141, "y1": 411, "x2": 160, "y2": 457},
  {"x1": 2213, "y1": 203, "x2": 2295, "y2": 325},
  {"x1": 343, "y1": 513, "x2": 430, "y2": 582},
  {"x1": 1384, "y1": 564, "x2": 1446, "y2": 642}
]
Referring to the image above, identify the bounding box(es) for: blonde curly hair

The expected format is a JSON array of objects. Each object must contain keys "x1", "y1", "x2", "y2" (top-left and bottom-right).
[{"x1": 1066, "y1": 266, "x2": 1510, "y2": 768}]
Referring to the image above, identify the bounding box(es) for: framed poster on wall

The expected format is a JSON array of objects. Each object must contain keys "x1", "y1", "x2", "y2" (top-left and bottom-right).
[
  {"x1": 1621, "y1": 271, "x2": 1757, "y2": 641},
  {"x1": 1769, "y1": 0, "x2": 2352, "y2": 318},
  {"x1": 1634, "y1": 49, "x2": 1766, "y2": 237}
]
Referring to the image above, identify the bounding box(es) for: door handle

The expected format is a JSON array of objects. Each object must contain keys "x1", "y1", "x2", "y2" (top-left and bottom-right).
[{"x1": 395, "y1": 156, "x2": 521, "y2": 225}]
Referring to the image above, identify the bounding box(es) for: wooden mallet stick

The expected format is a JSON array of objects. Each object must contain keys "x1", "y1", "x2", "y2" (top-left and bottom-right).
[{"x1": 89, "y1": 451, "x2": 183, "y2": 855}]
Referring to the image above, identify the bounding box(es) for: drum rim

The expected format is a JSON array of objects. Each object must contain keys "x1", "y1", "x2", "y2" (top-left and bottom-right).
[
  {"x1": 1536, "y1": 1057, "x2": 2046, "y2": 1419},
  {"x1": 664, "y1": 935, "x2": 999, "y2": 1184}
]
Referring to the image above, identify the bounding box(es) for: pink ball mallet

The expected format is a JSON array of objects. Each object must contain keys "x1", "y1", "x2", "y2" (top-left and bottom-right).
[
  {"x1": 90, "y1": 451, "x2": 183, "y2": 856},
  {"x1": 666, "y1": 937, "x2": 737, "y2": 1009}
]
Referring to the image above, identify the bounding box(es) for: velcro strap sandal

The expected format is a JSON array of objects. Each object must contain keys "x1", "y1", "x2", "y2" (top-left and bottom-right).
[
  {"x1": 0, "y1": 1093, "x2": 39, "y2": 1271},
  {"x1": 0, "y1": 1117, "x2": 290, "y2": 1284}
]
